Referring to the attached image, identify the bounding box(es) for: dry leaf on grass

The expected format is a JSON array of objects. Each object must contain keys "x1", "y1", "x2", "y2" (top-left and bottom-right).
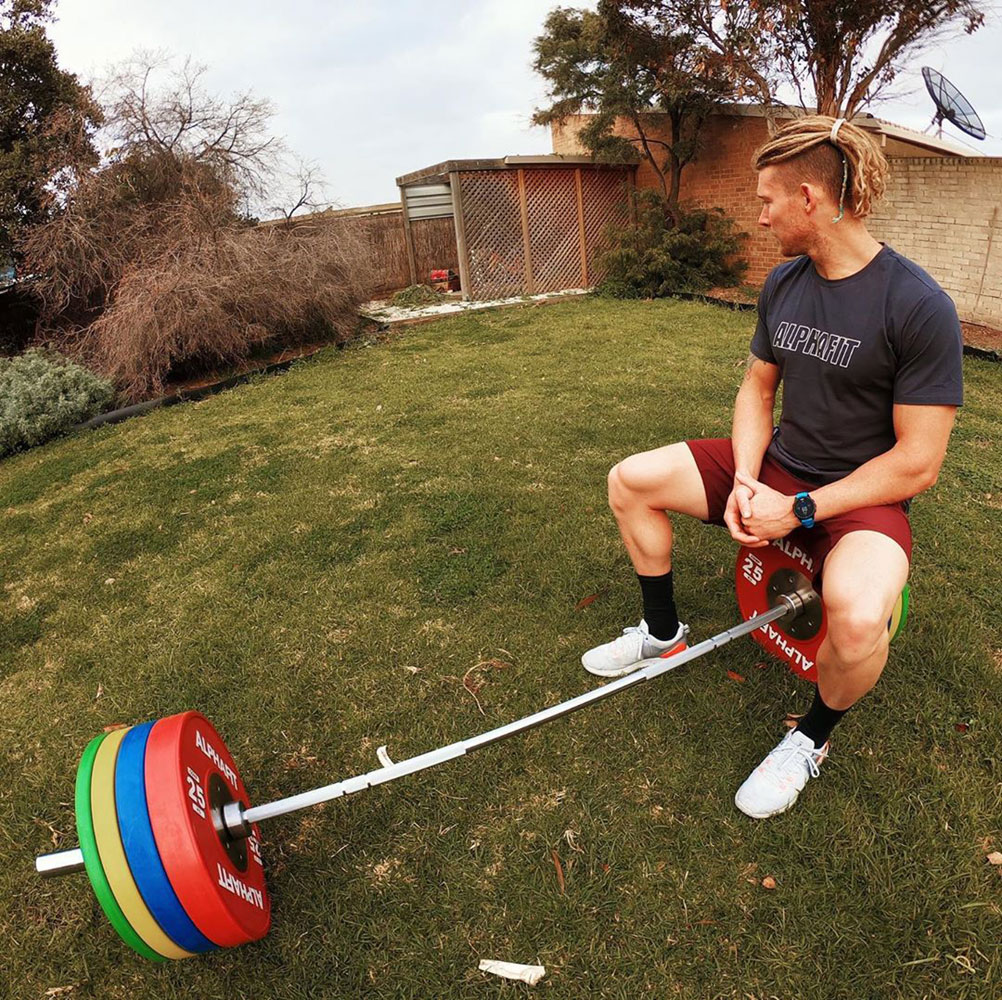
[
  {"x1": 461, "y1": 667, "x2": 486, "y2": 716},
  {"x1": 575, "y1": 590, "x2": 606, "y2": 610},
  {"x1": 761, "y1": 876, "x2": 777, "y2": 890},
  {"x1": 551, "y1": 850, "x2": 565, "y2": 894},
  {"x1": 986, "y1": 852, "x2": 1002, "y2": 866},
  {"x1": 101, "y1": 723, "x2": 128, "y2": 733},
  {"x1": 726, "y1": 670, "x2": 745, "y2": 683}
]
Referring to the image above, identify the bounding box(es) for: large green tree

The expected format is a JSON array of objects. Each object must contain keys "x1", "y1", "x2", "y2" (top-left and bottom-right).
[
  {"x1": 532, "y1": 1, "x2": 736, "y2": 222},
  {"x1": 0, "y1": 0, "x2": 101, "y2": 264},
  {"x1": 630, "y1": 0, "x2": 987, "y2": 117}
]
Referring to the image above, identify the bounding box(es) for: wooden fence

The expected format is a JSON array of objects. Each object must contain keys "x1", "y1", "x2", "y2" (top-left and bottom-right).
[{"x1": 265, "y1": 204, "x2": 457, "y2": 301}]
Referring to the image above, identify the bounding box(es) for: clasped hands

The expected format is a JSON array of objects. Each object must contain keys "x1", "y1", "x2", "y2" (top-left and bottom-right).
[{"x1": 723, "y1": 471, "x2": 800, "y2": 548}]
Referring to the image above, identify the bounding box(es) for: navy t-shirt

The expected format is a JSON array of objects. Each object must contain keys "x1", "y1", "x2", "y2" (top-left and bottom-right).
[{"x1": 750, "y1": 245, "x2": 964, "y2": 485}]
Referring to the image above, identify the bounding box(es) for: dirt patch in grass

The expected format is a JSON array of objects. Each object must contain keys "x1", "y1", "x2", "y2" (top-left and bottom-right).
[{"x1": 961, "y1": 321, "x2": 1002, "y2": 353}]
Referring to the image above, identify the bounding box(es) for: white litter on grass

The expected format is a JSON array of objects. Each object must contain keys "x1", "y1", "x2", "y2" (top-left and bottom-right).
[
  {"x1": 361, "y1": 288, "x2": 590, "y2": 324},
  {"x1": 376, "y1": 745, "x2": 394, "y2": 767},
  {"x1": 478, "y1": 960, "x2": 546, "y2": 986}
]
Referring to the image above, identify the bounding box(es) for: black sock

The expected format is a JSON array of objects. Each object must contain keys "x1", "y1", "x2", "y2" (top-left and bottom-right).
[
  {"x1": 795, "y1": 687, "x2": 849, "y2": 749},
  {"x1": 637, "y1": 570, "x2": 679, "y2": 641}
]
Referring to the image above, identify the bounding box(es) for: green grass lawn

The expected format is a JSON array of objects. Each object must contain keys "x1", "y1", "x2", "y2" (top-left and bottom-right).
[{"x1": 1, "y1": 297, "x2": 1000, "y2": 999}]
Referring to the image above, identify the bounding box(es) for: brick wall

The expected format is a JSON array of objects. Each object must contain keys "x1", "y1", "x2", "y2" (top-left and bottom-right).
[
  {"x1": 552, "y1": 113, "x2": 775, "y2": 281},
  {"x1": 870, "y1": 158, "x2": 1002, "y2": 329},
  {"x1": 552, "y1": 114, "x2": 1002, "y2": 327}
]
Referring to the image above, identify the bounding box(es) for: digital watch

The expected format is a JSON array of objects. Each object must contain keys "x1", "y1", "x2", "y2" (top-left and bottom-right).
[{"x1": 793, "y1": 491, "x2": 816, "y2": 529}]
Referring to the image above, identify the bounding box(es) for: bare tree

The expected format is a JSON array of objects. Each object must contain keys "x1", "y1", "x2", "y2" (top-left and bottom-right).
[
  {"x1": 267, "y1": 157, "x2": 332, "y2": 223},
  {"x1": 22, "y1": 52, "x2": 367, "y2": 399},
  {"x1": 98, "y1": 52, "x2": 282, "y2": 202}
]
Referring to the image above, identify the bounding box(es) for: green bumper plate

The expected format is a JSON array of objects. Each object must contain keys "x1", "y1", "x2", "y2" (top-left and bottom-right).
[{"x1": 75, "y1": 732, "x2": 164, "y2": 962}]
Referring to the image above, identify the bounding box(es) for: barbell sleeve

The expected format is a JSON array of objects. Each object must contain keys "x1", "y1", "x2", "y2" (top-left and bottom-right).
[{"x1": 35, "y1": 848, "x2": 85, "y2": 878}]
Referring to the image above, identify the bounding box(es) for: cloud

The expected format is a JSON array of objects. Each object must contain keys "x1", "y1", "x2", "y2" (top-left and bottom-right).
[{"x1": 47, "y1": 0, "x2": 1000, "y2": 212}]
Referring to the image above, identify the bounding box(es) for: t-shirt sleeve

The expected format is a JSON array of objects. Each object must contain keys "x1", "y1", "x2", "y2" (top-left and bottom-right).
[
  {"x1": 893, "y1": 290, "x2": 964, "y2": 406},
  {"x1": 750, "y1": 274, "x2": 776, "y2": 364}
]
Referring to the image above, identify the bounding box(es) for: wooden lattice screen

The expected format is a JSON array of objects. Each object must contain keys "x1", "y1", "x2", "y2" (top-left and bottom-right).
[{"x1": 455, "y1": 167, "x2": 632, "y2": 300}]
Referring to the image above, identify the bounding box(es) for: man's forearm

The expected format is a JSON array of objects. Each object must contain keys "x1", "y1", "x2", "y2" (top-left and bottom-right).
[
  {"x1": 812, "y1": 445, "x2": 939, "y2": 522},
  {"x1": 731, "y1": 376, "x2": 775, "y2": 479}
]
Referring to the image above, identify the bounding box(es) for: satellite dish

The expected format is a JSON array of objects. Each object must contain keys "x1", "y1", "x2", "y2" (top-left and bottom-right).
[{"x1": 921, "y1": 66, "x2": 986, "y2": 140}]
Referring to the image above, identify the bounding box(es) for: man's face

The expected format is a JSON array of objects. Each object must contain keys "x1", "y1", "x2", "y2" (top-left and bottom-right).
[{"x1": 756, "y1": 165, "x2": 811, "y2": 257}]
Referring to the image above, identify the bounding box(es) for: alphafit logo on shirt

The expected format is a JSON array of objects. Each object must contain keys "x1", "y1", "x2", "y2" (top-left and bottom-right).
[{"x1": 771, "y1": 320, "x2": 862, "y2": 369}]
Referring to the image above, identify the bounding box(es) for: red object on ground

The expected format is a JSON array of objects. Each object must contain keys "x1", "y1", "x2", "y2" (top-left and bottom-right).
[
  {"x1": 430, "y1": 268, "x2": 460, "y2": 291},
  {"x1": 146, "y1": 712, "x2": 271, "y2": 947}
]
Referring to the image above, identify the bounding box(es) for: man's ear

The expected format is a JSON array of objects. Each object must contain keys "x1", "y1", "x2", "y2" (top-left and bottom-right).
[{"x1": 799, "y1": 182, "x2": 819, "y2": 215}]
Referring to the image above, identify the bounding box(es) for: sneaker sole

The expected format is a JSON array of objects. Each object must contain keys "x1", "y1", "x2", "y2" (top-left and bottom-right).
[
  {"x1": 582, "y1": 641, "x2": 687, "y2": 678},
  {"x1": 734, "y1": 789, "x2": 801, "y2": 820}
]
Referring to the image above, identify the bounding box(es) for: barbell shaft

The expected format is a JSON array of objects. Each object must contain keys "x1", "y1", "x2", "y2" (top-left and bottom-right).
[
  {"x1": 35, "y1": 589, "x2": 811, "y2": 873},
  {"x1": 224, "y1": 594, "x2": 806, "y2": 838}
]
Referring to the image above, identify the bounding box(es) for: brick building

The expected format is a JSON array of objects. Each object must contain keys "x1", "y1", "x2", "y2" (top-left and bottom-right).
[{"x1": 550, "y1": 105, "x2": 1002, "y2": 328}]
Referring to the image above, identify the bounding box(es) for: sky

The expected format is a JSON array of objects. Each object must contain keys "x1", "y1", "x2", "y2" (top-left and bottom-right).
[{"x1": 46, "y1": 1, "x2": 1002, "y2": 219}]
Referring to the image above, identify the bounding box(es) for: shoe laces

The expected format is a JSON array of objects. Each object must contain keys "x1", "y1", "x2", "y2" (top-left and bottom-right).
[
  {"x1": 617, "y1": 622, "x2": 650, "y2": 657},
  {"x1": 768, "y1": 733, "x2": 826, "y2": 781}
]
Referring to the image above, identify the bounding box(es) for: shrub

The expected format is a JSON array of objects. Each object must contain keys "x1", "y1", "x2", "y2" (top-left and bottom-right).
[
  {"x1": 596, "y1": 191, "x2": 747, "y2": 298},
  {"x1": 390, "y1": 284, "x2": 443, "y2": 308},
  {"x1": 0, "y1": 349, "x2": 114, "y2": 457},
  {"x1": 23, "y1": 153, "x2": 369, "y2": 401}
]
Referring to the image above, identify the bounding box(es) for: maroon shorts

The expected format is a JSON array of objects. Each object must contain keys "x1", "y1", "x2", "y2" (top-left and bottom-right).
[{"x1": 686, "y1": 438, "x2": 912, "y2": 580}]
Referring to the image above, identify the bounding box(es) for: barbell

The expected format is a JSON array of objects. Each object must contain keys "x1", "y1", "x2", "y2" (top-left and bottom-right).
[{"x1": 34, "y1": 542, "x2": 908, "y2": 959}]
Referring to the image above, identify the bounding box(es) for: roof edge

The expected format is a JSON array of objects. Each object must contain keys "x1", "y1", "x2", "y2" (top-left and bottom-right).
[{"x1": 396, "y1": 154, "x2": 635, "y2": 186}]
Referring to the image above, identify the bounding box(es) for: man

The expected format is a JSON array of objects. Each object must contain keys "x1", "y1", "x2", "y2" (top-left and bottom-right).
[{"x1": 581, "y1": 115, "x2": 963, "y2": 819}]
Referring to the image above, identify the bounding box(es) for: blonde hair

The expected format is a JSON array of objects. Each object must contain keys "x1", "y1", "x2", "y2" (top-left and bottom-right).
[{"x1": 752, "y1": 115, "x2": 888, "y2": 219}]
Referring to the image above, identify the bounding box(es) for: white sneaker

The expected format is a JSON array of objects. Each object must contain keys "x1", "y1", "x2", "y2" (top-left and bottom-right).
[
  {"x1": 581, "y1": 620, "x2": 688, "y2": 678},
  {"x1": 734, "y1": 730, "x2": 829, "y2": 819}
]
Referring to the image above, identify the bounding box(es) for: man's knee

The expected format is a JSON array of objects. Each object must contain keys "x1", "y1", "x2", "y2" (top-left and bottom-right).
[
  {"x1": 607, "y1": 451, "x2": 673, "y2": 514},
  {"x1": 607, "y1": 457, "x2": 644, "y2": 513},
  {"x1": 825, "y1": 599, "x2": 891, "y2": 666},
  {"x1": 820, "y1": 531, "x2": 908, "y2": 667}
]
